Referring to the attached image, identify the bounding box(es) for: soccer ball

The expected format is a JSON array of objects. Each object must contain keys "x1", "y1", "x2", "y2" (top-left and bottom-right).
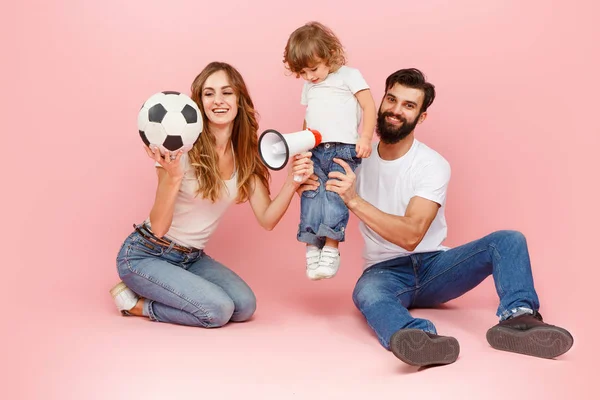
[{"x1": 137, "y1": 91, "x2": 203, "y2": 155}]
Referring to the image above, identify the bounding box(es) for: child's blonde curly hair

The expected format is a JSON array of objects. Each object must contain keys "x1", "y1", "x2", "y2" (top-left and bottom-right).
[{"x1": 283, "y1": 21, "x2": 346, "y2": 77}]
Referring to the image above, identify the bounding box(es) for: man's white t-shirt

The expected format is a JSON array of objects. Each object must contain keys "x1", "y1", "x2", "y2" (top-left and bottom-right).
[
  {"x1": 356, "y1": 140, "x2": 451, "y2": 269},
  {"x1": 301, "y1": 65, "x2": 369, "y2": 144}
]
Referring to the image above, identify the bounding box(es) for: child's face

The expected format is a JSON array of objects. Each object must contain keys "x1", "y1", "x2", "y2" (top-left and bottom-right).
[{"x1": 299, "y1": 61, "x2": 331, "y2": 84}]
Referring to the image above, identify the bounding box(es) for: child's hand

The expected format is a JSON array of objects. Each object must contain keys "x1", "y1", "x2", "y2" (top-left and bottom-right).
[{"x1": 355, "y1": 137, "x2": 372, "y2": 158}]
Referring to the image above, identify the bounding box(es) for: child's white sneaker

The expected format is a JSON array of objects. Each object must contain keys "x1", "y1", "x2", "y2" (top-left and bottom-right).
[
  {"x1": 306, "y1": 245, "x2": 322, "y2": 280},
  {"x1": 310, "y1": 246, "x2": 340, "y2": 280},
  {"x1": 109, "y1": 281, "x2": 138, "y2": 316}
]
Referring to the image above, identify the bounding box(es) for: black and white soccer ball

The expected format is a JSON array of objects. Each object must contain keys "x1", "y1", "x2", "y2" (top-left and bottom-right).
[{"x1": 137, "y1": 91, "x2": 203, "y2": 155}]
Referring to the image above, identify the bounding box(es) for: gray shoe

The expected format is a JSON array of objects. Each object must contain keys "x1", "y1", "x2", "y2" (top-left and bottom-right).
[
  {"x1": 486, "y1": 312, "x2": 573, "y2": 359},
  {"x1": 390, "y1": 329, "x2": 460, "y2": 367}
]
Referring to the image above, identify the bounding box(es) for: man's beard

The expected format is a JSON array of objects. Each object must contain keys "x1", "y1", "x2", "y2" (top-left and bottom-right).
[{"x1": 376, "y1": 111, "x2": 420, "y2": 144}]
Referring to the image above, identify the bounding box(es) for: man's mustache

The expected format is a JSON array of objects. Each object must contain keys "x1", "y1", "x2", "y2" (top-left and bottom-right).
[{"x1": 379, "y1": 111, "x2": 407, "y2": 124}]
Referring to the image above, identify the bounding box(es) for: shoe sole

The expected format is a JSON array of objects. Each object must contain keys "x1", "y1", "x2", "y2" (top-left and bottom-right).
[
  {"x1": 390, "y1": 329, "x2": 460, "y2": 367},
  {"x1": 486, "y1": 325, "x2": 574, "y2": 359},
  {"x1": 306, "y1": 270, "x2": 336, "y2": 280}
]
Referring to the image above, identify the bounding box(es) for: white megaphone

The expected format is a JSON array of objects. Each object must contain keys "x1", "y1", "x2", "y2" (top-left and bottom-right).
[{"x1": 258, "y1": 128, "x2": 322, "y2": 182}]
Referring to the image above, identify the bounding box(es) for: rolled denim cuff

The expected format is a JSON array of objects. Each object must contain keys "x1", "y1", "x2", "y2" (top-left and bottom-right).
[
  {"x1": 499, "y1": 306, "x2": 534, "y2": 321},
  {"x1": 316, "y1": 224, "x2": 346, "y2": 242},
  {"x1": 297, "y1": 230, "x2": 324, "y2": 247},
  {"x1": 143, "y1": 299, "x2": 158, "y2": 321}
]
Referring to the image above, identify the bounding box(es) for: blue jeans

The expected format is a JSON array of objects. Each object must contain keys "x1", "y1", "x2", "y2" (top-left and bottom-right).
[
  {"x1": 116, "y1": 228, "x2": 256, "y2": 327},
  {"x1": 298, "y1": 142, "x2": 361, "y2": 247},
  {"x1": 352, "y1": 230, "x2": 540, "y2": 349}
]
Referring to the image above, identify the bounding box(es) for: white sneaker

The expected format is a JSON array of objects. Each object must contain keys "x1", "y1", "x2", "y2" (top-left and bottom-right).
[
  {"x1": 311, "y1": 246, "x2": 340, "y2": 280},
  {"x1": 305, "y1": 245, "x2": 322, "y2": 280},
  {"x1": 109, "y1": 281, "x2": 139, "y2": 316}
]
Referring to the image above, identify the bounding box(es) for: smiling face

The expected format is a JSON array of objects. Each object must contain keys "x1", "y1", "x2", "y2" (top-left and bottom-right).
[
  {"x1": 201, "y1": 70, "x2": 239, "y2": 129},
  {"x1": 376, "y1": 83, "x2": 427, "y2": 144}
]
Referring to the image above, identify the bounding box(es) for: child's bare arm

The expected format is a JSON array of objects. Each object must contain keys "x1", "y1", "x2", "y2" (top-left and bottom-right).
[{"x1": 355, "y1": 89, "x2": 376, "y2": 158}]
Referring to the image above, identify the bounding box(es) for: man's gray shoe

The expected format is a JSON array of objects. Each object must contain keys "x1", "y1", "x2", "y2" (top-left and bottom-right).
[
  {"x1": 390, "y1": 329, "x2": 460, "y2": 367},
  {"x1": 486, "y1": 312, "x2": 573, "y2": 359}
]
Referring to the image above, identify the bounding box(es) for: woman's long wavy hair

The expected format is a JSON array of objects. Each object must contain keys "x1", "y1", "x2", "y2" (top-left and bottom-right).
[{"x1": 189, "y1": 62, "x2": 270, "y2": 203}]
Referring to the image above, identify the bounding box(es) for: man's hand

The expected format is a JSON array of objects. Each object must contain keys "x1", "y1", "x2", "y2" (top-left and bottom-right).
[{"x1": 326, "y1": 158, "x2": 359, "y2": 205}]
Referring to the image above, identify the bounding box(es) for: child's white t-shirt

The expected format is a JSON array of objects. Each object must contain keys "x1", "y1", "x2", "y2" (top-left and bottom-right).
[
  {"x1": 356, "y1": 140, "x2": 451, "y2": 269},
  {"x1": 301, "y1": 66, "x2": 369, "y2": 144}
]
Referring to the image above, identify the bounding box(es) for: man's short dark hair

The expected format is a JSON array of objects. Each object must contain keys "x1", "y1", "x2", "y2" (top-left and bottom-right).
[{"x1": 385, "y1": 68, "x2": 436, "y2": 113}]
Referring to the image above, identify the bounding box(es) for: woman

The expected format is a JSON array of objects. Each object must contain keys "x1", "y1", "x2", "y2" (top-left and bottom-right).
[{"x1": 110, "y1": 61, "x2": 313, "y2": 327}]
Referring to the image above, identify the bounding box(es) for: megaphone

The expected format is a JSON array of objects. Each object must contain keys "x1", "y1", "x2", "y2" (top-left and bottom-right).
[{"x1": 259, "y1": 128, "x2": 322, "y2": 182}]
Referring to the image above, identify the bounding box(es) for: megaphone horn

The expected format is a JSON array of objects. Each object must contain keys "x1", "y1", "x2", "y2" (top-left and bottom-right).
[{"x1": 258, "y1": 129, "x2": 322, "y2": 180}]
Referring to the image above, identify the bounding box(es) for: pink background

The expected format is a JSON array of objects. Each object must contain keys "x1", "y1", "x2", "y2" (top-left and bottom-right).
[{"x1": 5, "y1": 0, "x2": 598, "y2": 398}]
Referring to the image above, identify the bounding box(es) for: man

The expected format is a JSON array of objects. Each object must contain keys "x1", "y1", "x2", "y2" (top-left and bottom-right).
[{"x1": 304, "y1": 68, "x2": 573, "y2": 367}]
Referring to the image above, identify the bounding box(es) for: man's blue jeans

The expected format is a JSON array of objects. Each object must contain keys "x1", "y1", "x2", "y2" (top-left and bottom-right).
[{"x1": 352, "y1": 230, "x2": 540, "y2": 349}]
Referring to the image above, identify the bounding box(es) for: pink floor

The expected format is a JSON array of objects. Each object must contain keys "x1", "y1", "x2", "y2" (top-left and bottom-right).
[{"x1": 9, "y1": 230, "x2": 592, "y2": 399}]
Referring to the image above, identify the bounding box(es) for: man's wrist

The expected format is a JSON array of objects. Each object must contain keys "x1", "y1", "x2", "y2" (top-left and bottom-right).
[{"x1": 346, "y1": 195, "x2": 361, "y2": 210}]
